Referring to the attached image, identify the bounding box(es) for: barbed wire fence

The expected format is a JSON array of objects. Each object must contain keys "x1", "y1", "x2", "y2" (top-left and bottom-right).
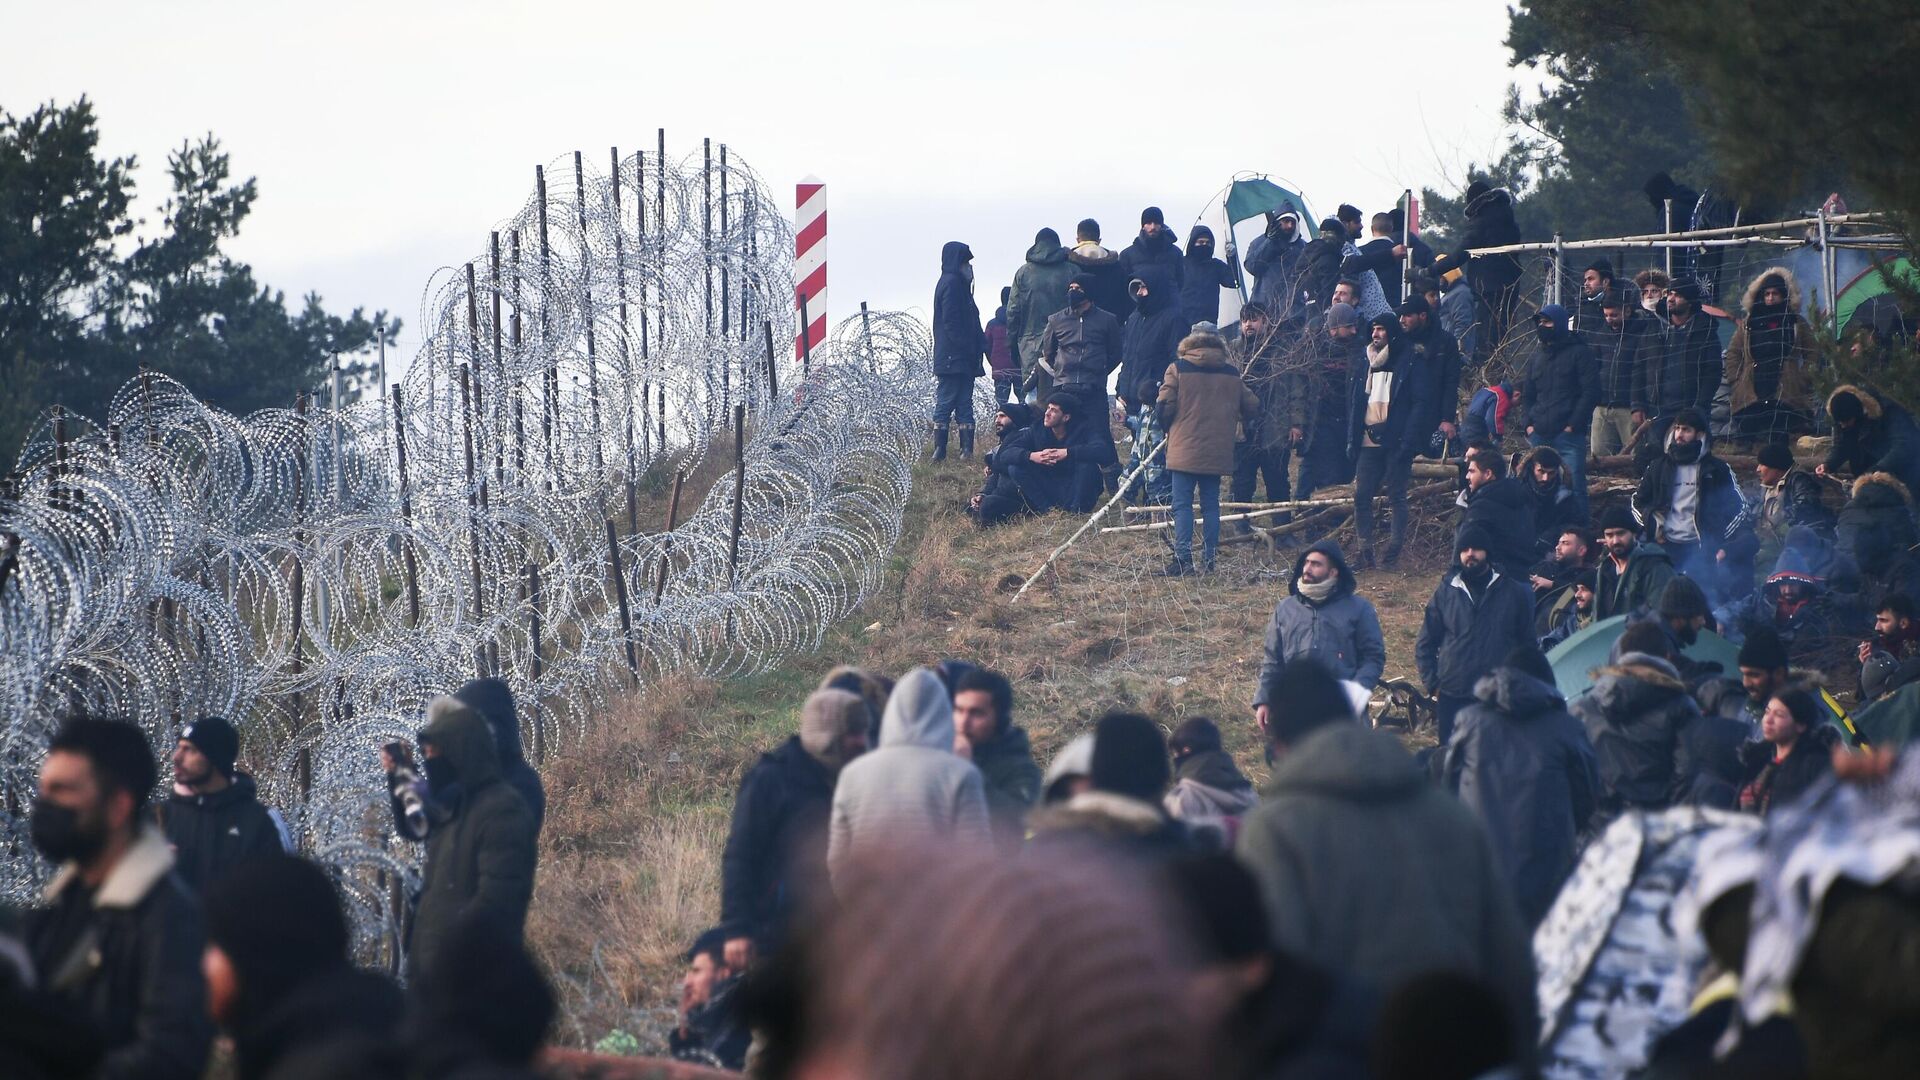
[{"x1": 0, "y1": 138, "x2": 944, "y2": 965}]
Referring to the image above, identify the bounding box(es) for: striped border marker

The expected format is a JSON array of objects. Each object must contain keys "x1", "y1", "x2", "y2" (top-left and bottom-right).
[{"x1": 795, "y1": 176, "x2": 827, "y2": 359}]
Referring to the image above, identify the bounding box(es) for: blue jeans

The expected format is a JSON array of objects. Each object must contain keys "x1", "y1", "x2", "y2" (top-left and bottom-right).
[
  {"x1": 1170, "y1": 470, "x2": 1221, "y2": 568},
  {"x1": 1531, "y1": 429, "x2": 1589, "y2": 518},
  {"x1": 933, "y1": 374, "x2": 975, "y2": 426}
]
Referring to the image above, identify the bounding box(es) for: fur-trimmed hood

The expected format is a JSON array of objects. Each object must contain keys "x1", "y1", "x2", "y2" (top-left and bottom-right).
[
  {"x1": 43, "y1": 824, "x2": 175, "y2": 908},
  {"x1": 1741, "y1": 265, "x2": 1804, "y2": 315},
  {"x1": 1175, "y1": 328, "x2": 1230, "y2": 368},
  {"x1": 1029, "y1": 789, "x2": 1170, "y2": 838},
  {"x1": 1829, "y1": 383, "x2": 1885, "y2": 422},
  {"x1": 1853, "y1": 470, "x2": 1914, "y2": 506}
]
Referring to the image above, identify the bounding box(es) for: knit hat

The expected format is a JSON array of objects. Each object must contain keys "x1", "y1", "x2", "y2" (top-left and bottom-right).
[
  {"x1": 1598, "y1": 504, "x2": 1639, "y2": 533},
  {"x1": 1575, "y1": 567, "x2": 1600, "y2": 591},
  {"x1": 1396, "y1": 296, "x2": 1430, "y2": 317},
  {"x1": 1042, "y1": 733, "x2": 1096, "y2": 803},
  {"x1": 1502, "y1": 646, "x2": 1557, "y2": 687},
  {"x1": 204, "y1": 855, "x2": 349, "y2": 1015},
  {"x1": 1829, "y1": 390, "x2": 1865, "y2": 424},
  {"x1": 1757, "y1": 442, "x2": 1794, "y2": 470},
  {"x1": 1089, "y1": 712, "x2": 1171, "y2": 802},
  {"x1": 1369, "y1": 312, "x2": 1399, "y2": 333},
  {"x1": 1265, "y1": 658, "x2": 1355, "y2": 744},
  {"x1": 800, "y1": 689, "x2": 869, "y2": 768},
  {"x1": 1668, "y1": 278, "x2": 1705, "y2": 304},
  {"x1": 1585, "y1": 257, "x2": 1614, "y2": 280},
  {"x1": 998, "y1": 401, "x2": 1035, "y2": 428},
  {"x1": 1318, "y1": 216, "x2": 1344, "y2": 237},
  {"x1": 1457, "y1": 522, "x2": 1496, "y2": 554},
  {"x1": 1658, "y1": 576, "x2": 1712, "y2": 620},
  {"x1": 1326, "y1": 302, "x2": 1358, "y2": 329},
  {"x1": 1672, "y1": 406, "x2": 1709, "y2": 433},
  {"x1": 1276, "y1": 210, "x2": 1299, "y2": 224},
  {"x1": 810, "y1": 842, "x2": 1198, "y2": 1080},
  {"x1": 1068, "y1": 272, "x2": 1098, "y2": 295},
  {"x1": 1738, "y1": 626, "x2": 1789, "y2": 671},
  {"x1": 181, "y1": 716, "x2": 240, "y2": 778},
  {"x1": 1140, "y1": 206, "x2": 1164, "y2": 227}
]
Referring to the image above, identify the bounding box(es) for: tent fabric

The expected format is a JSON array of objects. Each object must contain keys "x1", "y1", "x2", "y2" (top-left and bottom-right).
[
  {"x1": 1852, "y1": 680, "x2": 1920, "y2": 748},
  {"x1": 1543, "y1": 616, "x2": 1740, "y2": 699},
  {"x1": 1224, "y1": 177, "x2": 1312, "y2": 228},
  {"x1": 1834, "y1": 256, "x2": 1916, "y2": 341}
]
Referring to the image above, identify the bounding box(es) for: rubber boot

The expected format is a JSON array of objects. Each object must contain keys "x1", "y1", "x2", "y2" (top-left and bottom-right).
[
  {"x1": 1382, "y1": 515, "x2": 1408, "y2": 568},
  {"x1": 931, "y1": 423, "x2": 949, "y2": 462},
  {"x1": 957, "y1": 424, "x2": 974, "y2": 460}
]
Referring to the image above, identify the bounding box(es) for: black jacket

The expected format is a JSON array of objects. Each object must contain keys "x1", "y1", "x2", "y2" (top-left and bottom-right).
[
  {"x1": 1444, "y1": 666, "x2": 1600, "y2": 925},
  {"x1": 409, "y1": 703, "x2": 539, "y2": 982},
  {"x1": 1118, "y1": 264, "x2": 1187, "y2": 408},
  {"x1": 1588, "y1": 307, "x2": 1661, "y2": 411},
  {"x1": 1066, "y1": 239, "x2": 1131, "y2": 320},
  {"x1": 1416, "y1": 566, "x2": 1537, "y2": 699},
  {"x1": 1118, "y1": 227, "x2": 1184, "y2": 289},
  {"x1": 453, "y1": 677, "x2": 548, "y2": 836},
  {"x1": 1632, "y1": 432, "x2": 1753, "y2": 554},
  {"x1": 1523, "y1": 328, "x2": 1600, "y2": 437},
  {"x1": 1648, "y1": 311, "x2": 1722, "y2": 417},
  {"x1": 1297, "y1": 236, "x2": 1346, "y2": 311},
  {"x1": 1456, "y1": 475, "x2": 1537, "y2": 577},
  {"x1": 231, "y1": 967, "x2": 406, "y2": 1080},
  {"x1": 1008, "y1": 418, "x2": 1118, "y2": 513},
  {"x1": 1402, "y1": 320, "x2": 1463, "y2": 444},
  {"x1": 1836, "y1": 471, "x2": 1919, "y2": 575},
  {"x1": 1523, "y1": 452, "x2": 1586, "y2": 559},
  {"x1": 1040, "y1": 303, "x2": 1124, "y2": 394},
  {"x1": 1346, "y1": 330, "x2": 1431, "y2": 457},
  {"x1": 1344, "y1": 236, "x2": 1403, "y2": 305},
  {"x1": 1244, "y1": 230, "x2": 1309, "y2": 320},
  {"x1": 1178, "y1": 226, "x2": 1239, "y2": 328},
  {"x1": 25, "y1": 827, "x2": 214, "y2": 1080},
  {"x1": 1445, "y1": 188, "x2": 1522, "y2": 298},
  {"x1": 932, "y1": 241, "x2": 985, "y2": 377},
  {"x1": 1737, "y1": 724, "x2": 1840, "y2": 815},
  {"x1": 160, "y1": 773, "x2": 284, "y2": 893},
  {"x1": 1825, "y1": 384, "x2": 1920, "y2": 493},
  {"x1": 1595, "y1": 540, "x2": 1678, "y2": 621},
  {"x1": 1571, "y1": 653, "x2": 1703, "y2": 812},
  {"x1": 719, "y1": 736, "x2": 835, "y2": 948}
]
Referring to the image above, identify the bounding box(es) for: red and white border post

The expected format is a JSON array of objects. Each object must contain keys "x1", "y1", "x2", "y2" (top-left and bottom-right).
[{"x1": 795, "y1": 177, "x2": 827, "y2": 362}]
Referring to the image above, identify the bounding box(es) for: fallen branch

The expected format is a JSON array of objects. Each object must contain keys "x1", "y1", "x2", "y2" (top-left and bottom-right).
[
  {"x1": 1102, "y1": 480, "x2": 1453, "y2": 535},
  {"x1": 1011, "y1": 442, "x2": 1166, "y2": 603}
]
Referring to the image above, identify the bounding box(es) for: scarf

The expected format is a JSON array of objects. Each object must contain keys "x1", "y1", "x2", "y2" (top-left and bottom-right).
[
  {"x1": 1296, "y1": 576, "x2": 1338, "y2": 603},
  {"x1": 1362, "y1": 342, "x2": 1394, "y2": 447}
]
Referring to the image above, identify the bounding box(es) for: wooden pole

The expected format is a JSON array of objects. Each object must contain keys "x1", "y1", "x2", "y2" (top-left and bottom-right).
[
  {"x1": 1101, "y1": 481, "x2": 1453, "y2": 534},
  {"x1": 390, "y1": 388, "x2": 421, "y2": 628},
  {"x1": 606, "y1": 519, "x2": 640, "y2": 687},
  {"x1": 653, "y1": 469, "x2": 685, "y2": 604}
]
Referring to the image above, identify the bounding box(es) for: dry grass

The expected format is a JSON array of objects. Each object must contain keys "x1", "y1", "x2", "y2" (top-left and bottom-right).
[{"x1": 527, "y1": 449, "x2": 1451, "y2": 1051}]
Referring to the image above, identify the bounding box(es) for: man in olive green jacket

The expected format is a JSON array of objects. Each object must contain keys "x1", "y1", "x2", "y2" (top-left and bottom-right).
[{"x1": 1006, "y1": 228, "x2": 1073, "y2": 389}]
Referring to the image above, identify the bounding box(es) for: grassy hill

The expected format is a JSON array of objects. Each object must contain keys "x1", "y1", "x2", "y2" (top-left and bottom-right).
[{"x1": 526, "y1": 453, "x2": 1453, "y2": 1050}]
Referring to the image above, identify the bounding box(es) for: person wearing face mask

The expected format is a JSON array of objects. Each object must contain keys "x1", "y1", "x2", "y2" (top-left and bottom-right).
[
  {"x1": 159, "y1": 716, "x2": 288, "y2": 894},
  {"x1": 1631, "y1": 407, "x2": 1756, "y2": 599},
  {"x1": 1118, "y1": 206, "x2": 1185, "y2": 288},
  {"x1": 1037, "y1": 272, "x2": 1124, "y2": 409},
  {"x1": 25, "y1": 716, "x2": 213, "y2": 1080},
  {"x1": 1725, "y1": 268, "x2": 1817, "y2": 445},
  {"x1": 1297, "y1": 216, "x2": 1350, "y2": 313},
  {"x1": 1177, "y1": 224, "x2": 1239, "y2": 328},
  {"x1": 1294, "y1": 302, "x2": 1363, "y2": 502},
  {"x1": 1244, "y1": 210, "x2": 1309, "y2": 319},
  {"x1": 1118, "y1": 264, "x2": 1186, "y2": 503},
  {"x1": 932, "y1": 240, "x2": 987, "y2": 461},
  {"x1": 406, "y1": 695, "x2": 538, "y2": 983},
  {"x1": 1522, "y1": 303, "x2": 1599, "y2": 517}
]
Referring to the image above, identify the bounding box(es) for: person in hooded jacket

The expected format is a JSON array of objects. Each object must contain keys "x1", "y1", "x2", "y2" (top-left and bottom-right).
[
  {"x1": 1571, "y1": 638, "x2": 1704, "y2": 815},
  {"x1": 1417, "y1": 524, "x2": 1540, "y2": 746},
  {"x1": 202, "y1": 855, "x2": 406, "y2": 1080},
  {"x1": 1179, "y1": 225, "x2": 1239, "y2": 328},
  {"x1": 1118, "y1": 263, "x2": 1186, "y2": 414},
  {"x1": 1028, "y1": 711, "x2": 1190, "y2": 861},
  {"x1": 720, "y1": 688, "x2": 869, "y2": 969},
  {"x1": 407, "y1": 696, "x2": 538, "y2": 983},
  {"x1": 1524, "y1": 303, "x2": 1600, "y2": 510},
  {"x1": 1725, "y1": 267, "x2": 1817, "y2": 444},
  {"x1": 1632, "y1": 407, "x2": 1756, "y2": 599},
  {"x1": 932, "y1": 240, "x2": 986, "y2": 460},
  {"x1": 161, "y1": 717, "x2": 288, "y2": 894},
  {"x1": 1244, "y1": 210, "x2": 1309, "y2": 319},
  {"x1": 1454, "y1": 446, "x2": 1537, "y2": 578},
  {"x1": 826, "y1": 667, "x2": 990, "y2": 891},
  {"x1": 1065, "y1": 217, "x2": 1131, "y2": 321},
  {"x1": 1522, "y1": 446, "x2": 1586, "y2": 562},
  {"x1": 1714, "y1": 546, "x2": 1833, "y2": 659},
  {"x1": 1236, "y1": 658, "x2": 1538, "y2": 1062},
  {"x1": 1254, "y1": 541, "x2": 1386, "y2": 733},
  {"x1": 1006, "y1": 228, "x2": 1073, "y2": 390},
  {"x1": 1156, "y1": 325, "x2": 1260, "y2": 574},
  {"x1": 1645, "y1": 279, "x2": 1722, "y2": 422},
  {"x1": 1432, "y1": 182, "x2": 1522, "y2": 361},
  {"x1": 950, "y1": 667, "x2": 1042, "y2": 848},
  {"x1": 1038, "y1": 274, "x2": 1123, "y2": 406},
  {"x1": 1118, "y1": 206, "x2": 1184, "y2": 289},
  {"x1": 1297, "y1": 217, "x2": 1350, "y2": 314},
  {"x1": 1443, "y1": 647, "x2": 1600, "y2": 927},
  {"x1": 451, "y1": 677, "x2": 546, "y2": 835},
  {"x1": 1163, "y1": 719, "x2": 1257, "y2": 850},
  {"x1": 1348, "y1": 314, "x2": 1430, "y2": 568},
  {"x1": 1820, "y1": 384, "x2": 1920, "y2": 494}
]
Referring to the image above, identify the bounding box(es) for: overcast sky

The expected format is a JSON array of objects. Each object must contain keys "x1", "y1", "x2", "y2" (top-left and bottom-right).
[{"x1": 9, "y1": 0, "x2": 1522, "y2": 374}]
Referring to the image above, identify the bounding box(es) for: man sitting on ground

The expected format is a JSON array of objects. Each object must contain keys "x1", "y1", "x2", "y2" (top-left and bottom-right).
[
  {"x1": 1595, "y1": 504, "x2": 1676, "y2": 620},
  {"x1": 970, "y1": 400, "x2": 1036, "y2": 525},
  {"x1": 1523, "y1": 447, "x2": 1586, "y2": 563},
  {"x1": 1162, "y1": 718, "x2": 1258, "y2": 849},
  {"x1": 1631, "y1": 407, "x2": 1755, "y2": 601},
  {"x1": 1860, "y1": 594, "x2": 1920, "y2": 703},
  {"x1": 980, "y1": 393, "x2": 1114, "y2": 521},
  {"x1": 1541, "y1": 569, "x2": 1599, "y2": 651},
  {"x1": 1715, "y1": 546, "x2": 1832, "y2": 659}
]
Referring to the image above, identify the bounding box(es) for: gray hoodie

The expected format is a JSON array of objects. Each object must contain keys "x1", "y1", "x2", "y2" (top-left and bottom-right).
[{"x1": 827, "y1": 667, "x2": 991, "y2": 890}]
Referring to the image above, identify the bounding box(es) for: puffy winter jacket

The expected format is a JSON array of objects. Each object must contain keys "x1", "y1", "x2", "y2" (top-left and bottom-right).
[
  {"x1": 1066, "y1": 238, "x2": 1130, "y2": 320},
  {"x1": 719, "y1": 736, "x2": 835, "y2": 947},
  {"x1": 827, "y1": 668, "x2": 990, "y2": 889},
  {"x1": 1725, "y1": 267, "x2": 1816, "y2": 416},
  {"x1": 1571, "y1": 652, "x2": 1703, "y2": 812},
  {"x1": 1825, "y1": 383, "x2": 1920, "y2": 494},
  {"x1": 1006, "y1": 233, "x2": 1073, "y2": 364},
  {"x1": 1156, "y1": 328, "x2": 1259, "y2": 476},
  {"x1": 932, "y1": 241, "x2": 984, "y2": 377},
  {"x1": 159, "y1": 773, "x2": 286, "y2": 893},
  {"x1": 1244, "y1": 230, "x2": 1308, "y2": 319},
  {"x1": 1118, "y1": 227, "x2": 1184, "y2": 288},
  {"x1": 1647, "y1": 311, "x2": 1722, "y2": 417},
  {"x1": 1523, "y1": 328, "x2": 1600, "y2": 437},
  {"x1": 410, "y1": 698, "x2": 539, "y2": 982},
  {"x1": 1254, "y1": 540, "x2": 1386, "y2": 705},
  {"x1": 1836, "y1": 470, "x2": 1919, "y2": 574},
  {"x1": 1455, "y1": 475, "x2": 1537, "y2": 577},
  {"x1": 1443, "y1": 666, "x2": 1600, "y2": 925},
  {"x1": 1177, "y1": 226, "x2": 1239, "y2": 328},
  {"x1": 1587, "y1": 308, "x2": 1661, "y2": 411},
  {"x1": 1402, "y1": 320, "x2": 1464, "y2": 443},
  {"x1": 1437, "y1": 188, "x2": 1521, "y2": 301},
  {"x1": 1416, "y1": 566, "x2": 1537, "y2": 698}
]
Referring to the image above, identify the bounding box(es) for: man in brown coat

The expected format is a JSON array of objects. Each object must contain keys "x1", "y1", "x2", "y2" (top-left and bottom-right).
[{"x1": 1156, "y1": 326, "x2": 1259, "y2": 575}]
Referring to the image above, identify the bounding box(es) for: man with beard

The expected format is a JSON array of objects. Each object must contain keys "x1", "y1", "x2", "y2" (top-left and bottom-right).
[
  {"x1": 1574, "y1": 259, "x2": 1616, "y2": 340},
  {"x1": 1646, "y1": 279, "x2": 1722, "y2": 427},
  {"x1": 1297, "y1": 217, "x2": 1349, "y2": 314},
  {"x1": 1253, "y1": 540, "x2": 1386, "y2": 736},
  {"x1": 1244, "y1": 210, "x2": 1308, "y2": 319},
  {"x1": 1523, "y1": 304, "x2": 1599, "y2": 516},
  {"x1": 1178, "y1": 225, "x2": 1239, "y2": 328},
  {"x1": 1348, "y1": 313, "x2": 1427, "y2": 568},
  {"x1": 1295, "y1": 302, "x2": 1362, "y2": 501},
  {"x1": 1860, "y1": 594, "x2": 1920, "y2": 703},
  {"x1": 1596, "y1": 504, "x2": 1677, "y2": 620},
  {"x1": 1632, "y1": 407, "x2": 1755, "y2": 599},
  {"x1": 1455, "y1": 446, "x2": 1536, "y2": 578},
  {"x1": 1532, "y1": 524, "x2": 1595, "y2": 595},
  {"x1": 160, "y1": 716, "x2": 287, "y2": 894},
  {"x1": 25, "y1": 717, "x2": 213, "y2": 1079},
  {"x1": 1417, "y1": 524, "x2": 1539, "y2": 745},
  {"x1": 1540, "y1": 569, "x2": 1600, "y2": 650},
  {"x1": 951, "y1": 667, "x2": 1043, "y2": 849},
  {"x1": 1589, "y1": 291, "x2": 1662, "y2": 457},
  {"x1": 1119, "y1": 206, "x2": 1184, "y2": 288},
  {"x1": 1523, "y1": 447, "x2": 1587, "y2": 562},
  {"x1": 1230, "y1": 303, "x2": 1292, "y2": 524},
  {"x1": 1002, "y1": 393, "x2": 1114, "y2": 514},
  {"x1": 1006, "y1": 227, "x2": 1073, "y2": 396}
]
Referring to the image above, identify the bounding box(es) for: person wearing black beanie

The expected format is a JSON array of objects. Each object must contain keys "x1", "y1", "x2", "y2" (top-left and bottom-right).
[
  {"x1": 1417, "y1": 522, "x2": 1539, "y2": 744},
  {"x1": 1120, "y1": 205, "x2": 1184, "y2": 290},
  {"x1": 1632, "y1": 402, "x2": 1755, "y2": 600},
  {"x1": 165, "y1": 717, "x2": 289, "y2": 894},
  {"x1": 203, "y1": 855, "x2": 406, "y2": 1080},
  {"x1": 1754, "y1": 440, "x2": 1835, "y2": 541},
  {"x1": 1736, "y1": 626, "x2": 1791, "y2": 714},
  {"x1": 1029, "y1": 712, "x2": 1190, "y2": 860}
]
